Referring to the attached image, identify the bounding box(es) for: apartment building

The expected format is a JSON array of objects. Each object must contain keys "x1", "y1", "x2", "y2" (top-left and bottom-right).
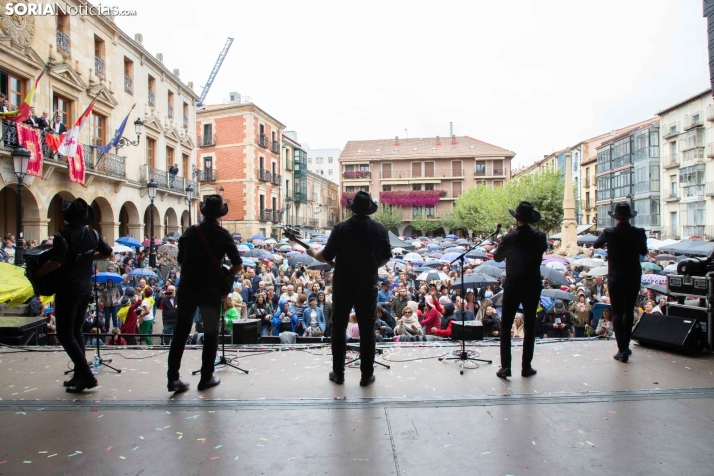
[
  {"x1": 306, "y1": 147, "x2": 341, "y2": 184},
  {"x1": 338, "y1": 135, "x2": 515, "y2": 235},
  {"x1": 0, "y1": 3, "x2": 198, "y2": 243}
]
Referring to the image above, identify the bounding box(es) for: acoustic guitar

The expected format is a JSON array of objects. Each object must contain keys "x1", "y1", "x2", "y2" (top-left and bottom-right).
[{"x1": 283, "y1": 227, "x2": 335, "y2": 267}]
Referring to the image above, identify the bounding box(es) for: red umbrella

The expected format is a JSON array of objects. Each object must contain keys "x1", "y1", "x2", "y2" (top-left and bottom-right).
[{"x1": 142, "y1": 238, "x2": 163, "y2": 247}]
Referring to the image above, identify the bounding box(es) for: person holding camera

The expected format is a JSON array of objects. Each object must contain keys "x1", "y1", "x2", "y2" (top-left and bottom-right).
[
  {"x1": 159, "y1": 285, "x2": 178, "y2": 344},
  {"x1": 166, "y1": 195, "x2": 242, "y2": 393}
]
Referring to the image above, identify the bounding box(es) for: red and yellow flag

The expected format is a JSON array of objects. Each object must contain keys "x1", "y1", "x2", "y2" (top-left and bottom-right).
[{"x1": 0, "y1": 66, "x2": 47, "y2": 122}]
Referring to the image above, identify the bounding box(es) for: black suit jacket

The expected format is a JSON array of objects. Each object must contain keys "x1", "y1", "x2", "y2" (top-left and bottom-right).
[
  {"x1": 37, "y1": 117, "x2": 50, "y2": 129},
  {"x1": 51, "y1": 122, "x2": 67, "y2": 134},
  {"x1": 493, "y1": 225, "x2": 547, "y2": 290},
  {"x1": 593, "y1": 222, "x2": 647, "y2": 281}
]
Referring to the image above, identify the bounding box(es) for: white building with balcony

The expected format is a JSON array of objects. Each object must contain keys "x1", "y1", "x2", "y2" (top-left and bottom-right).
[
  {"x1": 306, "y1": 146, "x2": 341, "y2": 184},
  {"x1": 658, "y1": 90, "x2": 714, "y2": 239}
]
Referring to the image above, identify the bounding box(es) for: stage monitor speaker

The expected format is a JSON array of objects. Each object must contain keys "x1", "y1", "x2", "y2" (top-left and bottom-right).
[
  {"x1": 259, "y1": 336, "x2": 281, "y2": 344},
  {"x1": 451, "y1": 321, "x2": 484, "y2": 341},
  {"x1": 631, "y1": 313, "x2": 703, "y2": 354},
  {"x1": 232, "y1": 319, "x2": 260, "y2": 344}
]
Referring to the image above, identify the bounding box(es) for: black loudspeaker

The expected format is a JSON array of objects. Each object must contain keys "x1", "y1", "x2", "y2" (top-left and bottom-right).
[
  {"x1": 232, "y1": 319, "x2": 260, "y2": 344},
  {"x1": 666, "y1": 303, "x2": 713, "y2": 350},
  {"x1": 451, "y1": 321, "x2": 484, "y2": 341},
  {"x1": 632, "y1": 313, "x2": 703, "y2": 354},
  {"x1": 0, "y1": 317, "x2": 48, "y2": 346}
]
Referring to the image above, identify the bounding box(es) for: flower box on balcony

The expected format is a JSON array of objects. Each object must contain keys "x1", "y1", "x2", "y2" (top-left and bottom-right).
[
  {"x1": 379, "y1": 190, "x2": 446, "y2": 207},
  {"x1": 342, "y1": 170, "x2": 371, "y2": 179}
]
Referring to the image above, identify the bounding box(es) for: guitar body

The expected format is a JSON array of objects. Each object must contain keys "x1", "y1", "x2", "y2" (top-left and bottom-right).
[{"x1": 283, "y1": 228, "x2": 335, "y2": 267}]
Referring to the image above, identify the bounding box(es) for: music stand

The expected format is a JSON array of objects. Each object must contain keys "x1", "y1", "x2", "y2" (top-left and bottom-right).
[
  {"x1": 65, "y1": 265, "x2": 121, "y2": 376},
  {"x1": 192, "y1": 304, "x2": 248, "y2": 375},
  {"x1": 439, "y1": 229, "x2": 500, "y2": 374},
  {"x1": 345, "y1": 343, "x2": 391, "y2": 369}
]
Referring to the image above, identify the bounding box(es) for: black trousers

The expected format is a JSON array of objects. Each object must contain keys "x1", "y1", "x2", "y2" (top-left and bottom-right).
[
  {"x1": 55, "y1": 292, "x2": 92, "y2": 378},
  {"x1": 331, "y1": 282, "x2": 377, "y2": 377},
  {"x1": 167, "y1": 290, "x2": 220, "y2": 381},
  {"x1": 608, "y1": 276, "x2": 640, "y2": 353},
  {"x1": 499, "y1": 284, "x2": 541, "y2": 369}
]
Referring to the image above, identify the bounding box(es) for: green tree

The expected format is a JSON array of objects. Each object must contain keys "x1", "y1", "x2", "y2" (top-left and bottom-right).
[
  {"x1": 439, "y1": 211, "x2": 465, "y2": 232},
  {"x1": 411, "y1": 215, "x2": 440, "y2": 236},
  {"x1": 372, "y1": 204, "x2": 403, "y2": 231}
]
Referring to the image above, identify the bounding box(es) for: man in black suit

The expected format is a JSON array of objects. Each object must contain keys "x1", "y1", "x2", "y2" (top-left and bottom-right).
[
  {"x1": 51, "y1": 112, "x2": 67, "y2": 134},
  {"x1": 37, "y1": 111, "x2": 50, "y2": 130},
  {"x1": 23, "y1": 107, "x2": 39, "y2": 127},
  {"x1": 593, "y1": 203, "x2": 647, "y2": 362},
  {"x1": 493, "y1": 201, "x2": 548, "y2": 379}
]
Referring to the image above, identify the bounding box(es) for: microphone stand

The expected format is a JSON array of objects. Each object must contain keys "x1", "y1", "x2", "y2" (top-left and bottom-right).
[
  {"x1": 192, "y1": 302, "x2": 248, "y2": 375},
  {"x1": 439, "y1": 226, "x2": 500, "y2": 374}
]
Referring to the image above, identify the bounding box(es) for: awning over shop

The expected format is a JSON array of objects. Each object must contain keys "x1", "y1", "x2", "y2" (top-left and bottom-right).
[{"x1": 389, "y1": 232, "x2": 415, "y2": 250}]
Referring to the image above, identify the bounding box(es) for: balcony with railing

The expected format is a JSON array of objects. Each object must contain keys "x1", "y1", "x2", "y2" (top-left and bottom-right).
[
  {"x1": 379, "y1": 168, "x2": 465, "y2": 179},
  {"x1": 183, "y1": 115, "x2": 188, "y2": 129},
  {"x1": 492, "y1": 168, "x2": 505, "y2": 176},
  {"x1": 596, "y1": 189, "x2": 613, "y2": 201},
  {"x1": 344, "y1": 170, "x2": 371, "y2": 179},
  {"x1": 708, "y1": 105, "x2": 714, "y2": 122},
  {"x1": 56, "y1": 29, "x2": 70, "y2": 54},
  {"x1": 663, "y1": 190, "x2": 680, "y2": 202},
  {"x1": 94, "y1": 56, "x2": 105, "y2": 76},
  {"x1": 706, "y1": 182, "x2": 714, "y2": 197},
  {"x1": 259, "y1": 209, "x2": 273, "y2": 222},
  {"x1": 683, "y1": 225, "x2": 706, "y2": 237},
  {"x1": 258, "y1": 168, "x2": 272, "y2": 182},
  {"x1": 271, "y1": 140, "x2": 280, "y2": 154},
  {"x1": 662, "y1": 154, "x2": 679, "y2": 169},
  {"x1": 662, "y1": 122, "x2": 680, "y2": 139},
  {"x1": 258, "y1": 133, "x2": 268, "y2": 148},
  {"x1": 681, "y1": 183, "x2": 705, "y2": 199},
  {"x1": 685, "y1": 112, "x2": 703, "y2": 130},
  {"x1": 708, "y1": 143, "x2": 714, "y2": 159},
  {"x1": 270, "y1": 173, "x2": 281, "y2": 185},
  {"x1": 196, "y1": 168, "x2": 217, "y2": 181},
  {"x1": 682, "y1": 147, "x2": 705, "y2": 164},
  {"x1": 140, "y1": 165, "x2": 193, "y2": 193},
  {"x1": 167, "y1": 104, "x2": 174, "y2": 119},
  {"x1": 272, "y1": 210, "x2": 283, "y2": 223},
  {"x1": 633, "y1": 146, "x2": 660, "y2": 162},
  {"x1": 124, "y1": 75, "x2": 133, "y2": 94},
  {"x1": 660, "y1": 226, "x2": 679, "y2": 239},
  {"x1": 148, "y1": 90, "x2": 155, "y2": 107},
  {"x1": 198, "y1": 134, "x2": 216, "y2": 147},
  {"x1": 84, "y1": 146, "x2": 127, "y2": 179}
]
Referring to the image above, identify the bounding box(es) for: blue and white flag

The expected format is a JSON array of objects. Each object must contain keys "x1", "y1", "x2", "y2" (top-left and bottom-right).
[{"x1": 97, "y1": 106, "x2": 133, "y2": 154}]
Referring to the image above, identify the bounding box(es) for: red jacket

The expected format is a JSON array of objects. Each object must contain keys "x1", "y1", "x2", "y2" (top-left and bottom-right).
[
  {"x1": 420, "y1": 308, "x2": 441, "y2": 335},
  {"x1": 120, "y1": 299, "x2": 142, "y2": 335},
  {"x1": 433, "y1": 319, "x2": 454, "y2": 338}
]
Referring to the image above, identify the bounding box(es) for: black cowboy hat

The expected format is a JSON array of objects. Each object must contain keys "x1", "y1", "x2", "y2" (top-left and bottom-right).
[
  {"x1": 608, "y1": 202, "x2": 637, "y2": 219},
  {"x1": 509, "y1": 201, "x2": 541, "y2": 224},
  {"x1": 347, "y1": 191, "x2": 378, "y2": 215},
  {"x1": 200, "y1": 194, "x2": 228, "y2": 218},
  {"x1": 62, "y1": 198, "x2": 94, "y2": 225}
]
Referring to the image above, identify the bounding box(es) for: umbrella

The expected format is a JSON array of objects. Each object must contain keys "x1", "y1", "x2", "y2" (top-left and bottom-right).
[
  {"x1": 540, "y1": 266, "x2": 569, "y2": 286},
  {"x1": 403, "y1": 252, "x2": 423, "y2": 261},
  {"x1": 392, "y1": 247, "x2": 406, "y2": 254},
  {"x1": 115, "y1": 236, "x2": 141, "y2": 248},
  {"x1": 417, "y1": 249, "x2": 431, "y2": 255},
  {"x1": 241, "y1": 258, "x2": 257, "y2": 268},
  {"x1": 243, "y1": 249, "x2": 272, "y2": 258},
  {"x1": 93, "y1": 272, "x2": 123, "y2": 284},
  {"x1": 253, "y1": 239, "x2": 266, "y2": 246},
  {"x1": 542, "y1": 256, "x2": 569, "y2": 265},
  {"x1": 455, "y1": 239, "x2": 470, "y2": 244},
  {"x1": 641, "y1": 262, "x2": 662, "y2": 271},
  {"x1": 576, "y1": 234, "x2": 598, "y2": 244},
  {"x1": 409, "y1": 259, "x2": 424, "y2": 266},
  {"x1": 643, "y1": 284, "x2": 669, "y2": 295},
  {"x1": 441, "y1": 252, "x2": 462, "y2": 262},
  {"x1": 250, "y1": 234, "x2": 266, "y2": 240},
  {"x1": 417, "y1": 236, "x2": 429, "y2": 241},
  {"x1": 588, "y1": 266, "x2": 609, "y2": 276},
  {"x1": 129, "y1": 268, "x2": 158, "y2": 279},
  {"x1": 642, "y1": 274, "x2": 667, "y2": 284},
  {"x1": 386, "y1": 261, "x2": 406, "y2": 270},
  {"x1": 157, "y1": 243, "x2": 178, "y2": 256},
  {"x1": 655, "y1": 254, "x2": 676, "y2": 261},
  {"x1": 541, "y1": 288, "x2": 577, "y2": 301},
  {"x1": 490, "y1": 291, "x2": 504, "y2": 306},
  {"x1": 660, "y1": 239, "x2": 714, "y2": 256},
  {"x1": 416, "y1": 271, "x2": 450, "y2": 281},
  {"x1": 465, "y1": 249, "x2": 489, "y2": 259},
  {"x1": 544, "y1": 261, "x2": 567, "y2": 271},
  {"x1": 453, "y1": 273, "x2": 500, "y2": 287},
  {"x1": 166, "y1": 231, "x2": 181, "y2": 238},
  {"x1": 444, "y1": 247, "x2": 466, "y2": 253},
  {"x1": 579, "y1": 258, "x2": 605, "y2": 268},
  {"x1": 265, "y1": 238, "x2": 277, "y2": 244},
  {"x1": 446, "y1": 234, "x2": 459, "y2": 239},
  {"x1": 590, "y1": 303, "x2": 612, "y2": 328},
  {"x1": 476, "y1": 265, "x2": 505, "y2": 277},
  {"x1": 288, "y1": 254, "x2": 316, "y2": 266},
  {"x1": 661, "y1": 264, "x2": 678, "y2": 274},
  {"x1": 481, "y1": 259, "x2": 505, "y2": 269},
  {"x1": 278, "y1": 245, "x2": 292, "y2": 252},
  {"x1": 238, "y1": 244, "x2": 250, "y2": 252},
  {"x1": 112, "y1": 244, "x2": 134, "y2": 253},
  {"x1": 422, "y1": 259, "x2": 444, "y2": 268},
  {"x1": 414, "y1": 267, "x2": 432, "y2": 272},
  {"x1": 0, "y1": 262, "x2": 35, "y2": 307},
  {"x1": 593, "y1": 250, "x2": 607, "y2": 257},
  {"x1": 286, "y1": 251, "x2": 301, "y2": 257},
  {"x1": 427, "y1": 244, "x2": 441, "y2": 250},
  {"x1": 141, "y1": 238, "x2": 162, "y2": 247},
  {"x1": 308, "y1": 262, "x2": 333, "y2": 271}
]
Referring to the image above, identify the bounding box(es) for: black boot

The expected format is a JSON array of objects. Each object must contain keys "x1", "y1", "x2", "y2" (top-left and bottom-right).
[
  {"x1": 167, "y1": 379, "x2": 190, "y2": 393},
  {"x1": 197, "y1": 376, "x2": 221, "y2": 390},
  {"x1": 496, "y1": 367, "x2": 511, "y2": 378}
]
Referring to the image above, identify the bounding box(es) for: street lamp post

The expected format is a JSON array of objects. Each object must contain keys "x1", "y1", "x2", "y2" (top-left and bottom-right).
[
  {"x1": 218, "y1": 186, "x2": 224, "y2": 197},
  {"x1": 12, "y1": 147, "x2": 31, "y2": 266},
  {"x1": 147, "y1": 179, "x2": 158, "y2": 268},
  {"x1": 186, "y1": 185, "x2": 194, "y2": 227},
  {"x1": 114, "y1": 118, "x2": 144, "y2": 154}
]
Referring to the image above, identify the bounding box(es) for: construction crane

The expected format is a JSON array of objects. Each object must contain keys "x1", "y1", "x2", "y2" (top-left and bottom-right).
[{"x1": 196, "y1": 37, "x2": 234, "y2": 107}]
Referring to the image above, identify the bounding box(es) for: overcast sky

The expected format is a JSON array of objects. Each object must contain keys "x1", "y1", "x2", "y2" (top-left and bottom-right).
[{"x1": 111, "y1": 0, "x2": 710, "y2": 168}]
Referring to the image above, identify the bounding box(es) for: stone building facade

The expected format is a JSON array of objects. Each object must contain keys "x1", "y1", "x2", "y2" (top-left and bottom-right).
[{"x1": 0, "y1": 3, "x2": 199, "y2": 244}]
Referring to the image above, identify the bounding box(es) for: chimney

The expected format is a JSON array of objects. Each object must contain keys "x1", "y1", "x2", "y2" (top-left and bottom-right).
[
  {"x1": 450, "y1": 122, "x2": 453, "y2": 136},
  {"x1": 436, "y1": 135, "x2": 441, "y2": 146},
  {"x1": 451, "y1": 135, "x2": 457, "y2": 145},
  {"x1": 394, "y1": 135, "x2": 400, "y2": 146}
]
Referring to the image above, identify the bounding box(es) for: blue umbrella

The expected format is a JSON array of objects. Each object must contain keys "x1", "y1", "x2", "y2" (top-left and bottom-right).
[
  {"x1": 465, "y1": 249, "x2": 489, "y2": 259},
  {"x1": 244, "y1": 242, "x2": 254, "y2": 249},
  {"x1": 129, "y1": 268, "x2": 159, "y2": 279},
  {"x1": 241, "y1": 258, "x2": 257, "y2": 268},
  {"x1": 423, "y1": 259, "x2": 443, "y2": 268},
  {"x1": 427, "y1": 244, "x2": 441, "y2": 250},
  {"x1": 251, "y1": 234, "x2": 266, "y2": 240},
  {"x1": 593, "y1": 250, "x2": 607, "y2": 257},
  {"x1": 392, "y1": 258, "x2": 405, "y2": 264},
  {"x1": 116, "y1": 236, "x2": 141, "y2": 248},
  {"x1": 288, "y1": 254, "x2": 316, "y2": 266},
  {"x1": 441, "y1": 252, "x2": 461, "y2": 262},
  {"x1": 409, "y1": 259, "x2": 424, "y2": 266},
  {"x1": 481, "y1": 259, "x2": 505, "y2": 269},
  {"x1": 244, "y1": 249, "x2": 271, "y2": 258},
  {"x1": 93, "y1": 272, "x2": 123, "y2": 284},
  {"x1": 446, "y1": 234, "x2": 459, "y2": 239}
]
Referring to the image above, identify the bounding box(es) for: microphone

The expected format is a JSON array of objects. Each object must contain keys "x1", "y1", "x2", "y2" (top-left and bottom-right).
[{"x1": 496, "y1": 223, "x2": 502, "y2": 230}]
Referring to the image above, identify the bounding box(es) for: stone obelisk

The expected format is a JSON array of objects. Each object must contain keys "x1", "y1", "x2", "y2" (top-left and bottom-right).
[{"x1": 560, "y1": 148, "x2": 578, "y2": 250}]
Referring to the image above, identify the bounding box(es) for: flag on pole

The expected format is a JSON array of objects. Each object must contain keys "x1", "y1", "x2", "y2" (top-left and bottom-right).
[
  {"x1": 97, "y1": 104, "x2": 134, "y2": 154},
  {"x1": 0, "y1": 66, "x2": 47, "y2": 122},
  {"x1": 16, "y1": 123, "x2": 43, "y2": 178},
  {"x1": 59, "y1": 97, "x2": 96, "y2": 158}
]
